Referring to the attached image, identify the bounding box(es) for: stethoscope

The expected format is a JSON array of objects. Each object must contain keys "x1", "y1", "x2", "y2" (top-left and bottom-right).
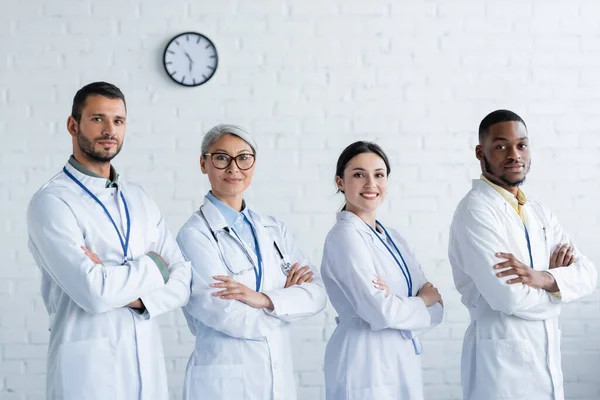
[
  {"x1": 366, "y1": 220, "x2": 423, "y2": 355},
  {"x1": 199, "y1": 208, "x2": 293, "y2": 291}
]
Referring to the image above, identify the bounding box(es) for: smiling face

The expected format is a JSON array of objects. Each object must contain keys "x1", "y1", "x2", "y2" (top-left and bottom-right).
[
  {"x1": 336, "y1": 152, "x2": 388, "y2": 219},
  {"x1": 476, "y1": 120, "x2": 531, "y2": 192},
  {"x1": 67, "y1": 95, "x2": 127, "y2": 164},
  {"x1": 200, "y1": 133, "x2": 256, "y2": 205}
]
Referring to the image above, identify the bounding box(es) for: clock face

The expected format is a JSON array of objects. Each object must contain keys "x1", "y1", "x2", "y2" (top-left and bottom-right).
[{"x1": 163, "y1": 32, "x2": 218, "y2": 87}]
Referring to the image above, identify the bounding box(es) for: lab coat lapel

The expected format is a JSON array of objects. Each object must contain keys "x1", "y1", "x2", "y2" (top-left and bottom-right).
[{"x1": 336, "y1": 212, "x2": 397, "y2": 262}]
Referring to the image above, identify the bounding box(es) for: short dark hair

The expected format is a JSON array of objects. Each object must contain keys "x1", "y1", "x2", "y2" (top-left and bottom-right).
[
  {"x1": 71, "y1": 81, "x2": 126, "y2": 122},
  {"x1": 336, "y1": 141, "x2": 391, "y2": 181},
  {"x1": 479, "y1": 109, "x2": 526, "y2": 143}
]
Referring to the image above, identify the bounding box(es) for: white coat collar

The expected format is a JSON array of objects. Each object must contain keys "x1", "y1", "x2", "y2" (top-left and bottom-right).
[
  {"x1": 470, "y1": 179, "x2": 524, "y2": 223},
  {"x1": 199, "y1": 195, "x2": 278, "y2": 234},
  {"x1": 336, "y1": 211, "x2": 376, "y2": 235},
  {"x1": 63, "y1": 161, "x2": 117, "y2": 192}
]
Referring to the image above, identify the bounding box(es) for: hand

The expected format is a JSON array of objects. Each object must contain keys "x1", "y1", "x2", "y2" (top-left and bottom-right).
[
  {"x1": 417, "y1": 282, "x2": 442, "y2": 307},
  {"x1": 494, "y1": 252, "x2": 558, "y2": 292},
  {"x1": 210, "y1": 276, "x2": 274, "y2": 310},
  {"x1": 127, "y1": 299, "x2": 145, "y2": 311},
  {"x1": 81, "y1": 246, "x2": 103, "y2": 265},
  {"x1": 372, "y1": 275, "x2": 390, "y2": 297},
  {"x1": 284, "y1": 263, "x2": 313, "y2": 288},
  {"x1": 184, "y1": 52, "x2": 193, "y2": 72},
  {"x1": 549, "y1": 243, "x2": 575, "y2": 269}
]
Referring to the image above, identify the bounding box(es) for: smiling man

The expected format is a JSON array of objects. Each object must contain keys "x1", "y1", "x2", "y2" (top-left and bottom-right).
[
  {"x1": 448, "y1": 109, "x2": 597, "y2": 400},
  {"x1": 27, "y1": 82, "x2": 191, "y2": 399}
]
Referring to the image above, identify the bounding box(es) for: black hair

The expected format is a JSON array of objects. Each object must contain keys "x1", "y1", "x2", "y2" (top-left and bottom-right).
[
  {"x1": 336, "y1": 140, "x2": 391, "y2": 193},
  {"x1": 478, "y1": 109, "x2": 527, "y2": 143},
  {"x1": 71, "y1": 81, "x2": 126, "y2": 122}
]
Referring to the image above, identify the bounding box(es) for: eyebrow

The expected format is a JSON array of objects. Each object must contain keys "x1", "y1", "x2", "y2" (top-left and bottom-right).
[
  {"x1": 89, "y1": 113, "x2": 127, "y2": 120},
  {"x1": 491, "y1": 136, "x2": 528, "y2": 142},
  {"x1": 212, "y1": 148, "x2": 253, "y2": 154},
  {"x1": 352, "y1": 167, "x2": 386, "y2": 171}
]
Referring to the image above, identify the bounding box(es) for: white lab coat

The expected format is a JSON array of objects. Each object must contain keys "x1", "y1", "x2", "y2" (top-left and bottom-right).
[
  {"x1": 321, "y1": 211, "x2": 444, "y2": 400},
  {"x1": 176, "y1": 196, "x2": 327, "y2": 400},
  {"x1": 27, "y1": 162, "x2": 191, "y2": 400},
  {"x1": 448, "y1": 180, "x2": 597, "y2": 400}
]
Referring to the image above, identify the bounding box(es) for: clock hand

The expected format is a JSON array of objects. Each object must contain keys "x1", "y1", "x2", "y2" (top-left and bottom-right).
[{"x1": 184, "y1": 52, "x2": 194, "y2": 72}]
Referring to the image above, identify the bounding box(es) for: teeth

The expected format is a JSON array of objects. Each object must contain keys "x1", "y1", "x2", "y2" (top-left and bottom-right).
[{"x1": 362, "y1": 194, "x2": 377, "y2": 198}]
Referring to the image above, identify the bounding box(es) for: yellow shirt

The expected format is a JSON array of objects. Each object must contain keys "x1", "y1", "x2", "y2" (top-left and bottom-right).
[{"x1": 480, "y1": 174, "x2": 527, "y2": 223}]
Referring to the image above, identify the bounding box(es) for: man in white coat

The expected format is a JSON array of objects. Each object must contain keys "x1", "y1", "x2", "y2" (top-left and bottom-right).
[
  {"x1": 27, "y1": 82, "x2": 191, "y2": 400},
  {"x1": 448, "y1": 109, "x2": 597, "y2": 400}
]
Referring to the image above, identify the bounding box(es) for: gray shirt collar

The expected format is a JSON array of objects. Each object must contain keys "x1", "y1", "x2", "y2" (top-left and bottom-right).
[{"x1": 68, "y1": 155, "x2": 120, "y2": 188}]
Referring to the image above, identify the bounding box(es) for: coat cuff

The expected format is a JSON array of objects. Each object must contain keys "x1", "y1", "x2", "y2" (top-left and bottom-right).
[{"x1": 146, "y1": 252, "x2": 169, "y2": 284}]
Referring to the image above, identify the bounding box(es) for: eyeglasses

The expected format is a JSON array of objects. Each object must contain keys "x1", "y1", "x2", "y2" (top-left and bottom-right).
[{"x1": 203, "y1": 152, "x2": 256, "y2": 171}]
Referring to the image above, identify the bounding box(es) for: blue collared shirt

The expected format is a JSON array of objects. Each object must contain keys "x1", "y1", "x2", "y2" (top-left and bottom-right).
[{"x1": 206, "y1": 192, "x2": 258, "y2": 257}]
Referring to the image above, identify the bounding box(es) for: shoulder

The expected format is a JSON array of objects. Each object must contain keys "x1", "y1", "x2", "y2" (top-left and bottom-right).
[
  {"x1": 324, "y1": 220, "x2": 369, "y2": 248},
  {"x1": 177, "y1": 211, "x2": 211, "y2": 241},
  {"x1": 451, "y1": 189, "x2": 503, "y2": 227}
]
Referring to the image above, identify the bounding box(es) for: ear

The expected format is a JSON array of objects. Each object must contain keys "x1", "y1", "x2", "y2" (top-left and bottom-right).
[
  {"x1": 475, "y1": 145, "x2": 484, "y2": 162},
  {"x1": 335, "y1": 176, "x2": 344, "y2": 193},
  {"x1": 67, "y1": 116, "x2": 78, "y2": 138},
  {"x1": 200, "y1": 155, "x2": 208, "y2": 174}
]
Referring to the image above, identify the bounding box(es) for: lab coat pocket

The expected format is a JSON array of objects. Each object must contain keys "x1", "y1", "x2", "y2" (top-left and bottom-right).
[
  {"x1": 477, "y1": 339, "x2": 533, "y2": 399},
  {"x1": 188, "y1": 364, "x2": 244, "y2": 399},
  {"x1": 59, "y1": 337, "x2": 116, "y2": 399}
]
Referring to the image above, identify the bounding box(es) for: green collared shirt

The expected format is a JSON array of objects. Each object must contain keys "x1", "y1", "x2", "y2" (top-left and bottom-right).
[{"x1": 68, "y1": 155, "x2": 120, "y2": 188}]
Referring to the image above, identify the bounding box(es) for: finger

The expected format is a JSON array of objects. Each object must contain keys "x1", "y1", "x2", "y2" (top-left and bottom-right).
[
  {"x1": 212, "y1": 275, "x2": 233, "y2": 282},
  {"x1": 306, "y1": 276, "x2": 314, "y2": 283},
  {"x1": 493, "y1": 260, "x2": 518, "y2": 270},
  {"x1": 218, "y1": 293, "x2": 245, "y2": 300},
  {"x1": 564, "y1": 247, "x2": 574, "y2": 265},
  {"x1": 555, "y1": 244, "x2": 569, "y2": 266},
  {"x1": 288, "y1": 263, "x2": 299, "y2": 276},
  {"x1": 550, "y1": 244, "x2": 566, "y2": 267},
  {"x1": 212, "y1": 287, "x2": 244, "y2": 297},
  {"x1": 297, "y1": 272, "x2": 313, "y2": 285},
  {"x1": 565, "y1": 254, "x2": 576, "y2": 266},
  {"x1": 209, "y1": 282, "x2": 237, "y2": 289},
  {"x1": 423, "y1": 282, "x2": 434, "y2": 288},
  {"x1": 496, "y1": 267, "x2": 521, "y2": 278},
  {"x1": 495, "y1": 252, "x2": 515, "y2": 260},
  {"x1": 506, "y1": 276, "x2": 524, "y2": 285},
  {"x1": 290, "y1": 266, "x2": 310, "y2": 284}
]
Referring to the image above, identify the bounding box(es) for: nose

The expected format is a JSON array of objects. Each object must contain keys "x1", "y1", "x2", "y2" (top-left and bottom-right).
[
  {"x1": 364, "y1": 176, "x2": 376, "y2": 187},
  {"x1": 225, "y1": 159, "x2": 239, "y2": 173},
  {"x1": 103, "y1": 120, "x2": 117, "y2": 136},
  {"x1": 507, "y1": 146, "x2": 521, "y2": 161}
]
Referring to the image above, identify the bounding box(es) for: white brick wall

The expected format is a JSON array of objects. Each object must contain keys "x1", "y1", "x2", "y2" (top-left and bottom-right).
[{"x1": 1, "y1": 1, "x2": 599, "y2": 399}]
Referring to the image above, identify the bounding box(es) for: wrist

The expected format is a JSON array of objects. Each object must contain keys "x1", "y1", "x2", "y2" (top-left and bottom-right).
[
  {"x1": 261, "y1": 293, "x2": 274, "y2": 311},
  {"x1": 543, "y1": 271, "x2": 559, "y2": 292}
]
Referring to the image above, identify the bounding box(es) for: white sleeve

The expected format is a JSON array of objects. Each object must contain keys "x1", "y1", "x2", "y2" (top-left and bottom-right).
[
  {"x1": 261, "y1": 221, "x2": 327, "y2": 323},
  {"x1": 177, "y1": 224, "x2": 284, "y2": 340},
  {"x1": 140, "y1": 212, "x2": 192, "y2": 319},
  {"x1": 449, "y1": 208, "x2": 560, "y2": 321},
  {"x1": 545, "y1": 210, "x2": 597, "y2": 303},
  {"x1": 27, "y1": 193, "x2": 165, "y2": 314},
  {"x1": 322, "y1": 228, "x2": 431, "y2": 332}
]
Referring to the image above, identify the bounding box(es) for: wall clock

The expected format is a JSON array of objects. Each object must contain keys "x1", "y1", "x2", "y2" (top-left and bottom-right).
[{"x1": 163, "y1": 32, "x2": 218, "y2": 87}]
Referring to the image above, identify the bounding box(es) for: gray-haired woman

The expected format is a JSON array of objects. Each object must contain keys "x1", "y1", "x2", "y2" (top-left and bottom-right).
[{"x1": 177, "y1": 124, "x2": 327, "y2": 400}]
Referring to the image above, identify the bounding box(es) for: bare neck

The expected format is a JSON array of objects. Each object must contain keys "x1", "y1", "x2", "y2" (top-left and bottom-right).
[{"x1": 482, "y1": 172, "x2": 519, "y2": 196}]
